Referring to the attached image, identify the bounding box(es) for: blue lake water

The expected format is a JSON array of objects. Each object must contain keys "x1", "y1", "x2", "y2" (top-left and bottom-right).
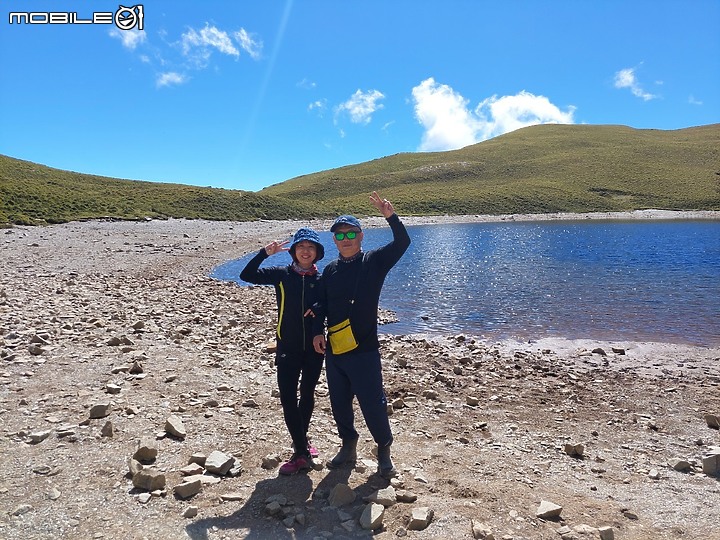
[{"x1": 211, "y1": 220, "x2": 720, "y2": 347}]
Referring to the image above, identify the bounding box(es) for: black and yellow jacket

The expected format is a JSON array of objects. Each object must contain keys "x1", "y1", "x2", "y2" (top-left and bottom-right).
[{"x1": 240, "y1": 250, "x2": 321, "y2": 354}]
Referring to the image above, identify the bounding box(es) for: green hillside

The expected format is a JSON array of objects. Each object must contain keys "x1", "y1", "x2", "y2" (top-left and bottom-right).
[
  {"x1": 261, "y1": 123, "x2": 720, "y2": 215},
  {"x1": 0, "y1": 156, "x2": 321, "y2": 225},
  {"x1": 1, "y1": 123, "x2": 719, "y2": 225}
]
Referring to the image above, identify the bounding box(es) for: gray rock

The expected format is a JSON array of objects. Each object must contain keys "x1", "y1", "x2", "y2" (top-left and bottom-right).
[
  {"x1": 188, "y1": 453, "x2": 207, "y2": 466},
  {"x1": 183, "y1": 474, "x2": 221, "y2": 485},
  {"x1": 261, "y1": 454, "x2": 281, "y2": 470},
  {"x1": 129, "y1": 360, "x2": 144, "y2": 374},
  {"x1": 30, "y1": 334, "x2": 50, "y2": 345},
  {"x1": 536, "y1": 500, "x2": 563, "y2": 519},
  {"x1": 360, "y1": 503, "x2": 385, "y2": 530},
  {"x1": 89, "y1": 403, "x2": 111, "y2": 419},
  {"x1": 265, "y1": 500, "x2": 282, "y2": 515},
  {"x1": 28, "y1": 430, "x2": 52, "y2": 444},
  {"x1": 100, "y1": 421, "x2": 114, "y2": 438},
  {"x1": 132, "y1": 469, "x2": 166, "y2": 491},
  {"x1": 11, "y1": 504, "x2": 33, "y2": 516},
  {"x1": 180, "y1": 463, "x2": 204, "y2": 476},
  {"x1": 365, "y1": 486, "x2": 396, "y2": 507},
  {"x1": 133, "y1": 438, "x2": 158, "y2": 464},
  {"x1": 28, "y1": 343, "x2": 45, "y2": 356},
  {"x1": 702, "y1": 452, "x2": 720, "y2": 476},
  {"x1": 182, "y1": 506, "x2": 199, "y2": 518},
  {"x1": 599, "y1": 526, "x2": 615, "y2": 540},
  {"x1": 407, "y1": 507, "x2": 434, "y2": 531},
  {"x1": 128, "y1": 458, "x2": 144, "y2": 477},
  {"x1": 396, "y1": 490, "x2": 418, "y2": 503},
  {"x1": 165, "y1": 415, "x2": 187, "y2": 439},
  {"x1": 205, "y1": 450, "x2": 235, "y2": 475},
  {"x1": 705, "y1": 414, "x2": 720, "y2": 429},
  {"x1": 564, "y1": 443, "x2": 585, "y2": 457},
  {"x1": 220, "y1": 492, "x2": 244, "y2": 501},
  {"x1": 668, "y1": 458, "x2": 691, "y2": 472},
  {"x1": 106, "y1": 384, "x2": 121, "y2": 395},
  {"x1": 328, "y1": 483, "x2": 356, "y2": 507},
  {"x1": 174, "y1": 479, "x2": 202, "y2": 499},
  {"x1": 471, "y1": 520, "x2": 495, "y2": 540}
]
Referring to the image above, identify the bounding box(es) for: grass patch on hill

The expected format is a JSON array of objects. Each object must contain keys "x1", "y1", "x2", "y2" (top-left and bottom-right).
[
  {"x1": 0, "y1": 156, "x2": 322, "y2": 225},
  {"x1": 261, "y1": 123, "x2": 720, "y2": 216},
  {"x1": 2, "y1": 123, "x2": 719, "y2": 225}
]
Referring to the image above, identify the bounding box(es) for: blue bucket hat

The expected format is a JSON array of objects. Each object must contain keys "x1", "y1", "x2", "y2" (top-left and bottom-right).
[
  {"x1": 289, "y1": 227, "x2": 324, "y2": 263},
  {"x1": 330, "y1": 215, "x2": 362, "y2": 232}
]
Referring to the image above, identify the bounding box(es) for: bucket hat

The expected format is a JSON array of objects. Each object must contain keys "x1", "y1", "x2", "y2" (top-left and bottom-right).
[{"x1": 289, "y1": 227, "x2": 324, "y2": 262}]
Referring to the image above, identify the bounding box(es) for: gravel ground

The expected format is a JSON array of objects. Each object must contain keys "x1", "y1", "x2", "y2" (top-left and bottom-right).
[{"x1": 1, "y1": 212, "x2": 719, "y2": 540}]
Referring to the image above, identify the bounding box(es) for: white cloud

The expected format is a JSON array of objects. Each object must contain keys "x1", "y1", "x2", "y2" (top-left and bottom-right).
[
  {"x1": 308, "y1": 99, "x2": 327, "y2": 114},
  {"x1": 689, "y1": 95, "x2": 703, "y2": 106},
  {"x1": 109, "y1": 28, "x2": 146, "y2": 50},
  {"x1": 234, "y1": 28, "x2": 262, "y2": 60},
  {"x1": 180, "y1": 24, "x2": 263, "y2": 67},
  {"x1": 297, "y1": 78, "x2": 317, "y2": 90},
  {"x1": 614, "y1": 67, "x2": 657, "y2": 101},
  {"x1": 411, "y1": 78, "x2": 575, "y2": 152},
  {"x1": 182, "y1": 24, "x2": 239, "y2": 66},
  {"x1": 335, "y1": 89, "x2": 385, "y2": 124},
  {"x1": 477, "y1": 92, "x2": 576, "y2": 138},
  {"x1": 156, "y1": 72, "x2": 187, "y2": 88},
  {"x1": 112, "y1": 22, "x2": 262, "y2": 88}
]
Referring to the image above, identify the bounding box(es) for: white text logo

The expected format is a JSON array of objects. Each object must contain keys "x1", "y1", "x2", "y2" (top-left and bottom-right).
[{"x1": 9, "y1": 5, "x2": 144, "y2": 31}]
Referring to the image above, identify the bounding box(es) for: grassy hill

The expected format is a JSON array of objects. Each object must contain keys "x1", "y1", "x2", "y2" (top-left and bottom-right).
[
  {"x1": 1, "y1": 123, "x2": 719, "y2": 225},
  {"x1": 261, "y1": 123, "x2": 720, "y2": 215},
  {"x1": 0, "y1": 156, "x2": 321, "y2": 225}
]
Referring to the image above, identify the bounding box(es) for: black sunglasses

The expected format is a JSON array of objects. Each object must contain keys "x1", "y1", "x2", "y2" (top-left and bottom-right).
[{"x1": 334, "y1": 231, "x2": 358, "y2": 241}]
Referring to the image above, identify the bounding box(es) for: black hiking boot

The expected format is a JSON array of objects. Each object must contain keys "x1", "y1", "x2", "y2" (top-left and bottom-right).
[
  {"x1": 327, "y1": 438, "x2": 358, "y2": 469},
  {"x1": 377, "y1": 444, "x2": 397, "y2": 478}
]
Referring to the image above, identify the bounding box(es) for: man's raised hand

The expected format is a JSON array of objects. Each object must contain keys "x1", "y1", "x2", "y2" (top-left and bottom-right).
[{"x1": 370, "y1": 191, "x2": 395, "y2": 219}]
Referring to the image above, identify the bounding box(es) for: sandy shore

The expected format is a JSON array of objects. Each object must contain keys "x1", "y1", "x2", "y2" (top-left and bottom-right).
[{"x1": 1, "y1": 211, "x2": 719, "y2": 539}]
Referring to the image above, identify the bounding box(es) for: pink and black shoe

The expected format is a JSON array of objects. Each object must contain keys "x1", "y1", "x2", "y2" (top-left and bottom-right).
[
  {"x1": 279, "y1": 454, "x2": 311, "y2": 475},
  {"x1": 307, "y1": 441, "x2": 319, "y2": 459}
]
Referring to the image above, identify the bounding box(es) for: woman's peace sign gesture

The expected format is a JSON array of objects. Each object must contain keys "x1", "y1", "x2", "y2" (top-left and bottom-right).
[{"x1": 264, "y1": 239, "x2": 290, "y2": 256}]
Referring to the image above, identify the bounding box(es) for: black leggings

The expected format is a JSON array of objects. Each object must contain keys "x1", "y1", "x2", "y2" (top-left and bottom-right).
[{"x1": 275, "y1": 349, "x2": 324, "y2": 455}]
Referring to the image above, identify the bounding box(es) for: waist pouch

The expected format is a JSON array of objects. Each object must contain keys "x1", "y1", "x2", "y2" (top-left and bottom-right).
[{"x1": 328, "y1": 318, "x2": 358, "y2": 355}]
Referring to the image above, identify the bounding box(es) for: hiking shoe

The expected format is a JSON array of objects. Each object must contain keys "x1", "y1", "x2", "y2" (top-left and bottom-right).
[
  {"x1": 279, "y1": 454, "x2": 311, "y2": 475},
  {"x1": 377, "y1": 444, "x2": 397, "y2": 479},
  {"x1": 327, "y1": 438, "x2": 358, "y2": 469},
  {"x1": 307, "y1": 442, "x2": 319, "y2": 459}
]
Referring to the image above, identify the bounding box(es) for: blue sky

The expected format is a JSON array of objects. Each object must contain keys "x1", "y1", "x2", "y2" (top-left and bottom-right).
[{"x1": 1, "y1": 1, "x2": 719, "y2": 192}]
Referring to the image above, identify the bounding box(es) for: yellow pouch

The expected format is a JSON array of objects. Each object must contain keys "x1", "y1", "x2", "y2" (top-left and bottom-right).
[{"x1": 328, "y1": 318, "x2": 358, "y2": 355}]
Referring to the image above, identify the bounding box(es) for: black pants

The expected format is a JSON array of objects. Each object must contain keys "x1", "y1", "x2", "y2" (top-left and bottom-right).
[
  {"x1": 326, "y1": 348, "x2": 392, "y2": 447},
  {"x1": 275, "y1": 349, "x2": 324, "y2": 456}
]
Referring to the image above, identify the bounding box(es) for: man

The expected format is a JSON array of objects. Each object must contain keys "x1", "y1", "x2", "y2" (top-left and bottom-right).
[{"x1": 313, "y1": 191, "x2": 411, "y2": 478}]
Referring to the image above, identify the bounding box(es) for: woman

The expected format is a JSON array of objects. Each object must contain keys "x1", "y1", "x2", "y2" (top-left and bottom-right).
[{"x1": 240, "y1": 228, "x2": 325, "y2": 475}]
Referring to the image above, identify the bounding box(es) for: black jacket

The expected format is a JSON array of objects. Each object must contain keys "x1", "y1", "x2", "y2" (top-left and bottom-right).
[
  {"x1": 313, "y1": 214, "x2": 411, "y2": 354},
  {"x1": 240, "y1": 250, "x2": 321, "y2": 354}
]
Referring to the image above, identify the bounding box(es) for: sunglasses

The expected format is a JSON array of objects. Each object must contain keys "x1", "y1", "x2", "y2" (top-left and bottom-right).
[{"x1": 334, "y1": 231, "x2": 359, "y2": 241}]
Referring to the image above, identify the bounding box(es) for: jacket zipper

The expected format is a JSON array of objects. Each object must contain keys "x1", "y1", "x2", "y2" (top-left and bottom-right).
[{"x1": 301, "y1": 274, "x2": 306, "y2": 350}]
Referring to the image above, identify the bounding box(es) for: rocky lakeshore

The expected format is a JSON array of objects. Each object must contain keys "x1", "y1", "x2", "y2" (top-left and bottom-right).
[{"x1": 1, "y1": 214, "x2": 719, "y2": 540}]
